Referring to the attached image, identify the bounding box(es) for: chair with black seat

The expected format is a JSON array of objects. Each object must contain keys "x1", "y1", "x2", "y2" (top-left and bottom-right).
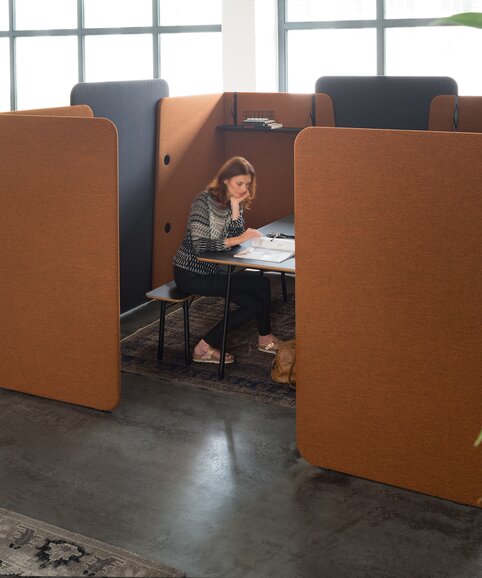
[{"x1": 146, "y1": 281, "x2": 193, "y2": 365}]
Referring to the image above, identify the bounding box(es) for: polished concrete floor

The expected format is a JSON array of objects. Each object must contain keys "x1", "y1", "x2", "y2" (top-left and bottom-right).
[{"x1": 1, "y1": 295, "x2": 481, "y2": 578}]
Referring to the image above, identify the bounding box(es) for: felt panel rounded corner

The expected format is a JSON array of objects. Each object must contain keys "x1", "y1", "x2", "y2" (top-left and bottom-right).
[
  {"x1": 294, "y1": 126, "x2": 482, "y2": 508},
  {"x1": 0, "y1": 115, "x2": 120, "y2": 411}
]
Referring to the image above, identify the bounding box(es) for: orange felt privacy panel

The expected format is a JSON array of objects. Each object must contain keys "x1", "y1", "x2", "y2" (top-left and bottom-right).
[
  {"x1": 236, "y1": 92, "x2": 313, "y2": 127},
  {"x1": 223, "y1": 130, "x2": 297, "y2": 229},
  {"x1": 3, "y1": 105, "x2": 94, "y2": 117},
  {"x1": 313, "y1": 93, "x2": 335, "y2": 127},
  {"x1": 151, "y1": 92, "x2": 332, "y2": 288},
  {"x1": 295, "y1": 127, "x2": 482, "y2": 507},
  {"x1": 429, "y1": 95, "x2": 482, "y2": 132},
  {"x1": 223, "y1": 92, "x2": 314, "y2": 230},
  {"x1": 428, "y1": 95, "x2": 456, "y2": 131},
  {"x1": 152, "y1": 94, "x2": 226, "y2": 288},
  {"x1": 0, "y1": 115, "x2": 120, "y2": 410}
]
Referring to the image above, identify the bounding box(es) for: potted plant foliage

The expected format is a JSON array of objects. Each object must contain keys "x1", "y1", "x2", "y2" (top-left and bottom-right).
[{"x1": 434, "y1": 11, "x2": 482, "y2": 28}]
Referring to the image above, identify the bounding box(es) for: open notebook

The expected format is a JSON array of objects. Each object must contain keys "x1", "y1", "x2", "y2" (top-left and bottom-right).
[{"x1": 234, "y1": 236, "x2": 295, "y2": 263}]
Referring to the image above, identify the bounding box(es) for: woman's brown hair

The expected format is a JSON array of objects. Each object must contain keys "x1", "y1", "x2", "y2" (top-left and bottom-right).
[{"x1": 208, "y1": 156, "x2": 256, "y2": 209}]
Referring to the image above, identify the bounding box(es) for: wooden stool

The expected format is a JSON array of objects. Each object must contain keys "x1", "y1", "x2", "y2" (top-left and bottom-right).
[{"x1": 146, "y1": 281, "x2": 193, "y2": 365}]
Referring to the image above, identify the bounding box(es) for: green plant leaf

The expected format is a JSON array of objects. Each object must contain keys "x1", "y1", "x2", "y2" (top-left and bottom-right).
[
  {"x1": 433, "y1": 12, "x2": 482, "y2": 29},
  {"x1": 474, "y1": 428, "x2": 482, "y2": 448}
]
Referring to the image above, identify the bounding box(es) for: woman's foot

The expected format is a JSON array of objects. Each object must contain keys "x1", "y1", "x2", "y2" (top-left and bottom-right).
[
  {"x1": 257, "y1": 333, "x2": 280, "y2": 355},
  {"x1": 193, "y1": 339, "x2": 235, "y2": 364}
]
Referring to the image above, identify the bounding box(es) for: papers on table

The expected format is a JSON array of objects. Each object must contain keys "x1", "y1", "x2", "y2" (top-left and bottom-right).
[{"x1": 234, "y1": 236, "x2": 295, "y2": 263}]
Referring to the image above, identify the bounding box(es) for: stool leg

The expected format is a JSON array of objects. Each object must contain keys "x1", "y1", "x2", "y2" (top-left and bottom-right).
[
  {"x1": 281, "y1": 272, "x2": 287, "y2": 302},
  {"x1": 183, "y1": 300, "x2": 191, "y2": 365},
  {"x1": 158, "y1": 302, "x2": 166, "y2": 361}
]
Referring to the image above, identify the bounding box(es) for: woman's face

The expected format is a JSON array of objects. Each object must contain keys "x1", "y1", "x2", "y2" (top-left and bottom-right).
[{"x1": 224, "y1": 174, "x2": 251, "y2": 200}]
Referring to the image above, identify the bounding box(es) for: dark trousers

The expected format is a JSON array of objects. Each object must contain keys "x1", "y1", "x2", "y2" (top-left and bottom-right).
[{"x1": 174, "y1": 266, "x2": 272, "y2": 348}]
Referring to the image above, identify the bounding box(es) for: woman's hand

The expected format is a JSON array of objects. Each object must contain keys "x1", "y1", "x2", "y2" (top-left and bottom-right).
[
  {"x1": 242, "y1": 228, "x2": 262, "y2": 242},
  {"x1": 224, "y1": 228, "x2": 262, "y2": 248},
  {"x1": 229, "y1": 192, "x2": 250, "y2": 220}
]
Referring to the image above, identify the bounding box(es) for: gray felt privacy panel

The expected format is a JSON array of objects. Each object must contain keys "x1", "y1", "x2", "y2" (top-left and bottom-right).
[
  {"x1": 71, "y1": 79, "x2": 169, "y2": 313},
  {"x1": 315, "y1": 76, "x2": 457, "y2": 130}
]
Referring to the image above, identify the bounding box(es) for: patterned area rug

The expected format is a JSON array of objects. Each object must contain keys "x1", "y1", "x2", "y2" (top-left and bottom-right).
[
  {"x1": 0, "y1": 507, "x2": 184, "y2": 577},
  {"x1": 122, "y1": 293, "x2": 296, "y2": 408}
]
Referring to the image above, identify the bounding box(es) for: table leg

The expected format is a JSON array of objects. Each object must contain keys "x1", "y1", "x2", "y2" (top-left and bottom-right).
[
  {"x1": 218, "y1": 265, "x2": 234, "y2": 379},
  {"x1": 281, "y1": 272, "x2": 287, "y2": 302},
  {"x1": 158, "y1": 302, "x2": 166, "y2": 361}
]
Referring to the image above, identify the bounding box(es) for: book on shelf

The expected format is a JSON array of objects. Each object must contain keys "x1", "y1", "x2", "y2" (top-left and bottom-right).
[
  {"x1": 242, "y1": 118, "x2": 284, "y2": 129},
  {"x1": 234, "y1": 236, "x2": 295, "y2": 263}
]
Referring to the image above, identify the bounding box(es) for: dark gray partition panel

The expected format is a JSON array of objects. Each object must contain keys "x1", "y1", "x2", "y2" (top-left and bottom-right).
[
  {"x1": 315, "y1": 76, "x2": 457, "y2": 130},
  {"x1": 71, "y1": 79, "x2": 169, "y2": 313}
]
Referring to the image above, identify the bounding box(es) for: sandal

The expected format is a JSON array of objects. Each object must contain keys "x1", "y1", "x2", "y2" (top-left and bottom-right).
[
  {"x1": 192, "y1": 347, "x2": 235, "y2": 364},
  {"x1": 257, "y1": 340, "x2": 279, "y2": 355}
]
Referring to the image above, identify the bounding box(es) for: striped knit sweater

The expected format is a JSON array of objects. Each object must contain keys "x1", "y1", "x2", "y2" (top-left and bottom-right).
[{"x1": 173, "y1": 190, "x2": 245, "y2": 275}]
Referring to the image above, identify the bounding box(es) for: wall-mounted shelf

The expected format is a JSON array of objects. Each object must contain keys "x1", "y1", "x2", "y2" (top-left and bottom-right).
[{"x1": 217, "y1": 125, "x2": 304, "y2": 134}]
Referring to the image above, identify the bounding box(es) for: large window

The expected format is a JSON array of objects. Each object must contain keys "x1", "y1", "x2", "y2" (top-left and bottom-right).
[
  {"x1": 15, "y1": 0, "x2": 77, "y2": 30},
  {"x1": 280, "y1": 0, "x2": 482, "y2": 95},
  {"x1": 0, "y1": 37, "x2": 9, "y2": 110},
  {"x1": 16, "y1": 36, "x2": 78, "y2": 109},
  {"x1": 0, "y1": 0, "x2": 221, "y2": 111},
  {"x1": 287, "y1": 1, "x2": 376, "y2": 22},
  {"x1": 287, "y1": 28, "x2": 377, "y2": 93},
  {"x1": 159, "y1": 32, "x2": 222, "y2": 96},
  {"x1": 83, "y1": 0, "x2": 152, "y2": 28},
  {"x1": 3, "y1": 1, "x2": 482, "y2": 110},
  {"x1": 386, "y1": 25, "x2": 482, "y2": 96},
  {"x1": 0, "y1": 0, "x2": 8, "y2": 31},
  {"x1": 84, "y1": 34, "x2": 154, "y2": 82}
]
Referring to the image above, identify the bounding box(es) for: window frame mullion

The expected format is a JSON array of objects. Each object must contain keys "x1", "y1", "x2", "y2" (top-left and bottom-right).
[{"x1": 278, "y1": 0, "x2": 453, "y2": 92}]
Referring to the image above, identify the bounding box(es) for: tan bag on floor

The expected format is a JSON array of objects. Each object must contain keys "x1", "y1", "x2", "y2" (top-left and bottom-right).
[{"x1": 271, "y1": 339, "x2": 296, "y2": 388}]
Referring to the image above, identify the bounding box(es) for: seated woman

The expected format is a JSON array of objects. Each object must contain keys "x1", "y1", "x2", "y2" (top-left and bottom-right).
[{"x1": 173, "y1": 156, "x2": 280, "y2": 364}]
